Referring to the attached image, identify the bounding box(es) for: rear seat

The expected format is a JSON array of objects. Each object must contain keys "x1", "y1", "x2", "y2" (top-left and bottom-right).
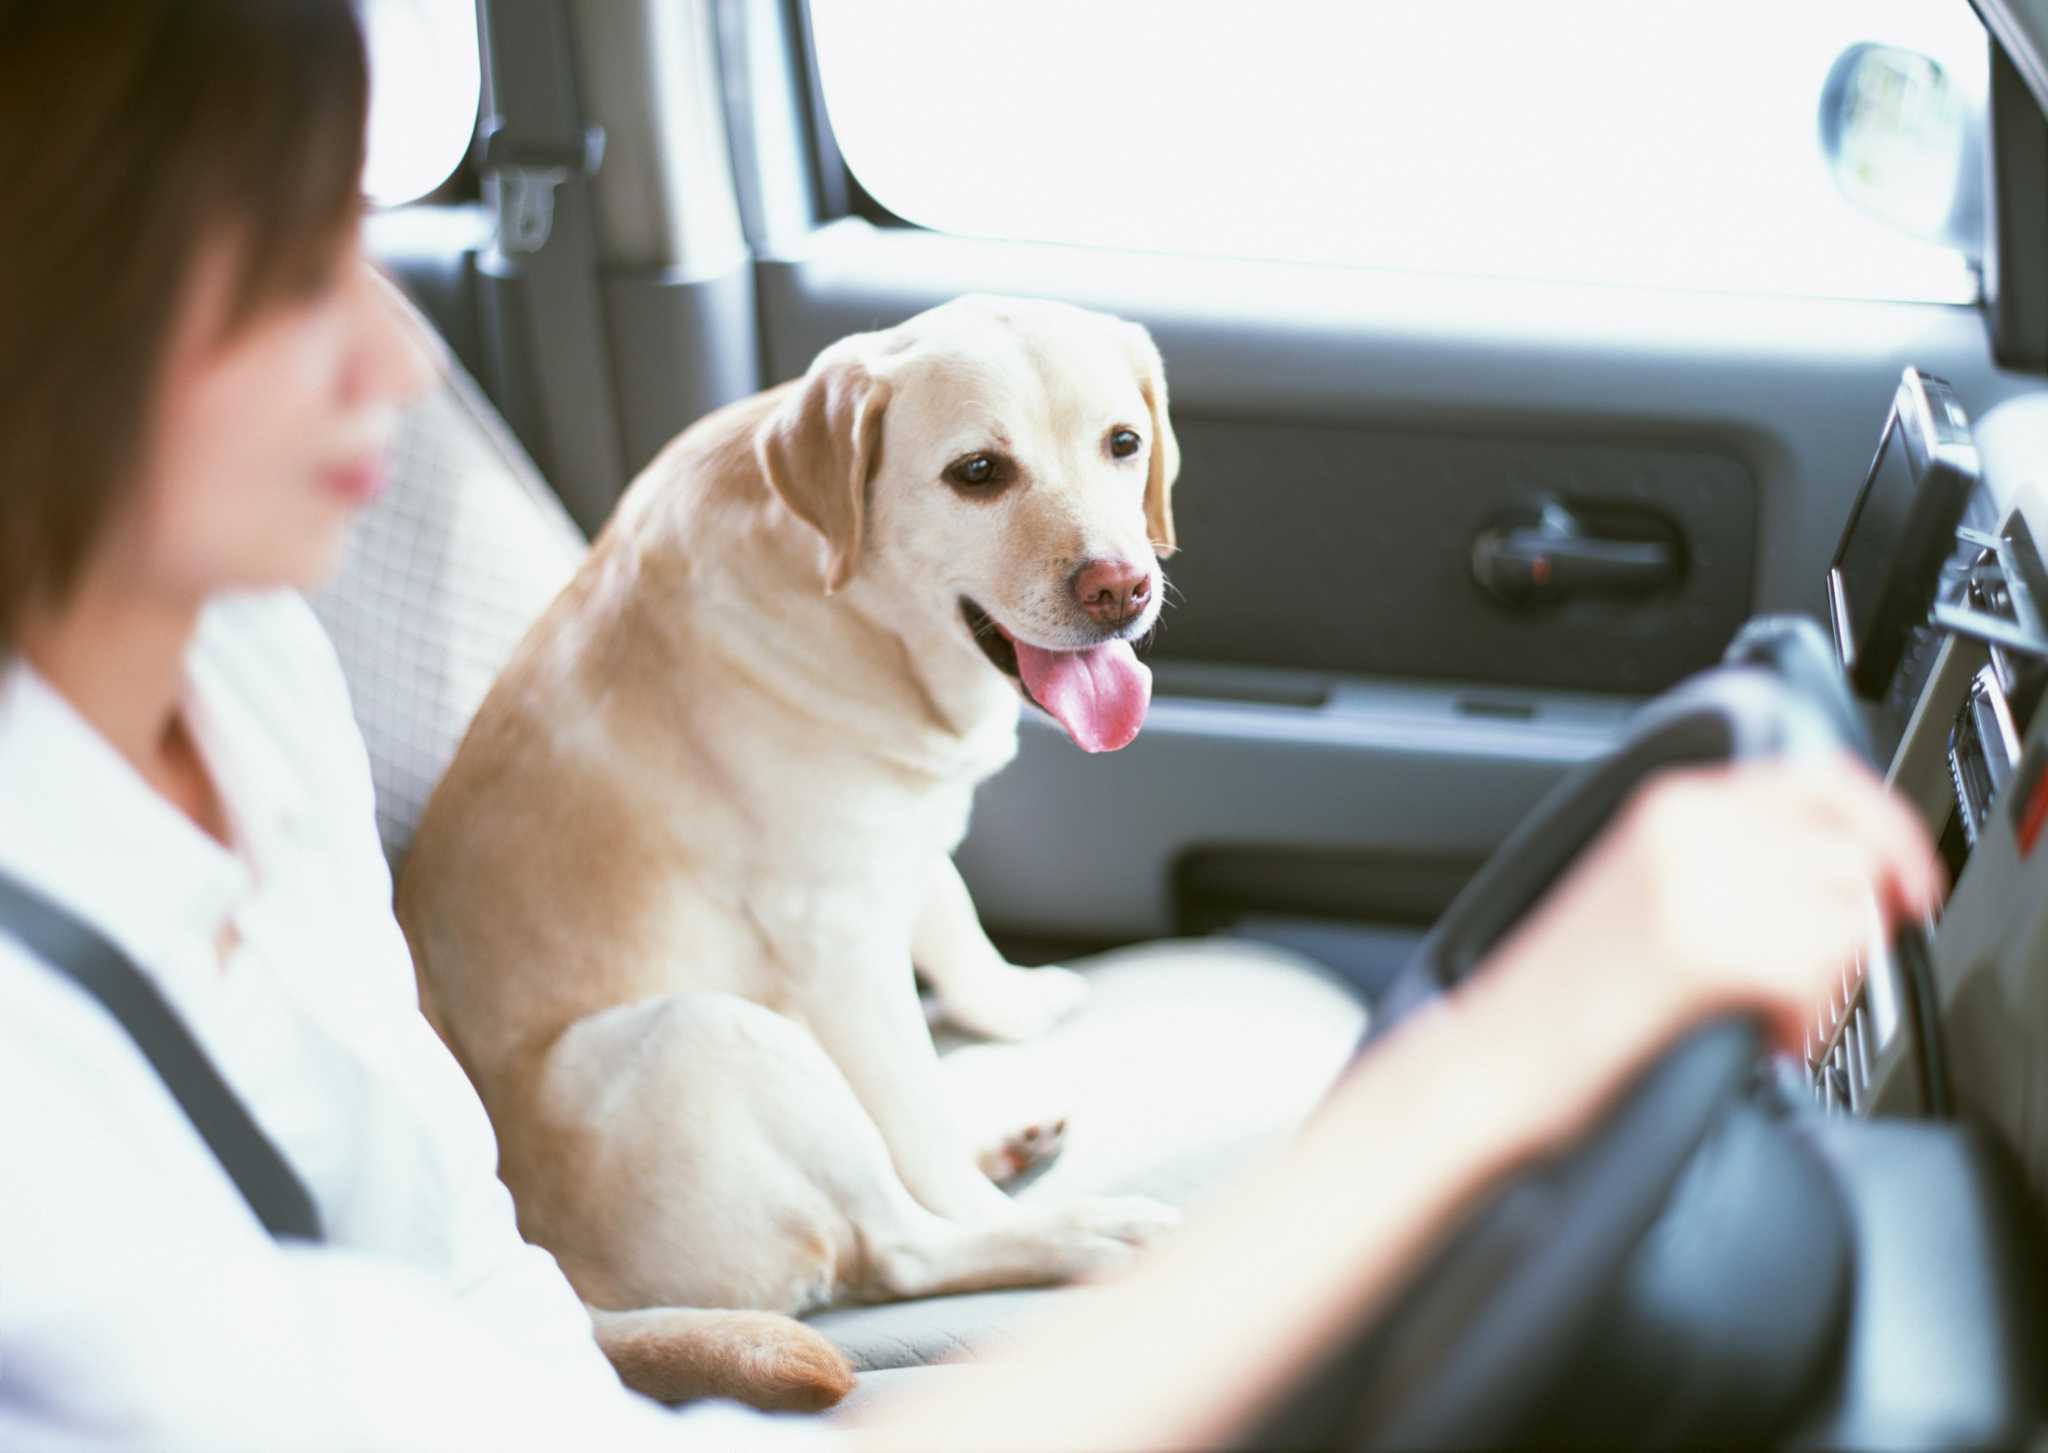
[{"x1": 309, "y1": 291, "x2": 1368, "y2": 1389}]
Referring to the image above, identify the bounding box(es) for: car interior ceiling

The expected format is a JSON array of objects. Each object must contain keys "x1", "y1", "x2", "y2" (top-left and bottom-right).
[{"x1": 362, "y1": 0, "x2": 2048, "y2": 1444}]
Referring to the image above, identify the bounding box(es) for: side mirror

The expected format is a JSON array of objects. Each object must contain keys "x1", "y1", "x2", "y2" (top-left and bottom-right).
[{"x1": 1819, "y1": 41, "x2": 1984, "y2": 260}]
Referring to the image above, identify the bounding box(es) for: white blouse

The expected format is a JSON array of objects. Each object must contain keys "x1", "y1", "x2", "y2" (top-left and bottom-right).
[{"x1": 0, "y1": 590, "x2": 828, "y2": 1451}]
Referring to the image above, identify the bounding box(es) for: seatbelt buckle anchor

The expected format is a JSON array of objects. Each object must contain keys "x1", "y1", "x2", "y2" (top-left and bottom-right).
[{"x1": 477, "y1": 121, "x2": 606, "y2": 254}]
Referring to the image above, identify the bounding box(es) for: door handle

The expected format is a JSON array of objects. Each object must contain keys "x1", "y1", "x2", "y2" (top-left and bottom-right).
[{"x1": 1472, "y1": 501, "x2": 1679, "y2": 606}]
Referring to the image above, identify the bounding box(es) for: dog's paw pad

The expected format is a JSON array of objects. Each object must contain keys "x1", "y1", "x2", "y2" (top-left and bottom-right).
[{"x1": 979, "y1": 1116, "x2": 1069, "y2": 1186}]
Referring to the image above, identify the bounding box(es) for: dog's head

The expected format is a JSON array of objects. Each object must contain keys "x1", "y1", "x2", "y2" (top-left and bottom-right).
[{"x1": 755, "y1": 295, "x2": 1179, "y2": 753}]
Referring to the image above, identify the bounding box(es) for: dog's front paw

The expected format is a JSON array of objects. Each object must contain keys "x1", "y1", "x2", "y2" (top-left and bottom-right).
[
  {"x1": 940, "y1": 963, "x2": 1089, "y2": 1041},
  {"x1": 1038, "y1": 1195, "x2": 1182, "y2": 1279}
]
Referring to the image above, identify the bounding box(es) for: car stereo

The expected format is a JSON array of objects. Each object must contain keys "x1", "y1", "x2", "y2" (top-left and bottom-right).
[{"x1": 1826, "y1": 368, "x2": 1982, "y2": 700}]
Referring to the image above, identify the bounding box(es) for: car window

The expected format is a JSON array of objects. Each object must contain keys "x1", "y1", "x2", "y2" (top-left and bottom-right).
[
  {"x1": 361, "y1": 0, "x2": 479, "y2": 207},
  {"x1": 811, "y1": 0, "x2": 1987, "y2": 302}
]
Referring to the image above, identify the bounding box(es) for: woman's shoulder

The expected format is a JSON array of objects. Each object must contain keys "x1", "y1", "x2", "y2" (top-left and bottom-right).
[
  {"x1": 196, "y1": 586, "x2": 355, "y2": 711},
  {"x1": 190, "y1": 588, "x2": 371, "y2": 802}
]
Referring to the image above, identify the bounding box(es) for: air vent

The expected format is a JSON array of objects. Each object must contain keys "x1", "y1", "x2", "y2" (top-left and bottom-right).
[{"x1": 1808, "y1": 976, "x2": 1874, "y2": 1114}]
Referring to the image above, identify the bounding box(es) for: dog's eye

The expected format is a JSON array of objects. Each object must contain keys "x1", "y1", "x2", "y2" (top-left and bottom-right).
[
  {"x1": 1108, "y1": 428, "x2": 1142, "y2": 460},
  {"x1": 944, "y1": 453, "x2": 1007, "y2": 490}
]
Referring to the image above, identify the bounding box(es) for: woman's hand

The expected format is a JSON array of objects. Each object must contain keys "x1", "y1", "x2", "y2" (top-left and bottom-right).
[{"x1": 1488, "y1": 752, "x2": 1945, "y2": 1055}]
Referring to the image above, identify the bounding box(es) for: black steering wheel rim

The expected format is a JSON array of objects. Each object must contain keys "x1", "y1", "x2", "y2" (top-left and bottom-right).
[
  {"x1": 1340, "y1": 1018, "x2": 1763, "y2": 1449},
  {"x1": 1255, "y1": 622, "x2": 1867, "y2": 1451}
]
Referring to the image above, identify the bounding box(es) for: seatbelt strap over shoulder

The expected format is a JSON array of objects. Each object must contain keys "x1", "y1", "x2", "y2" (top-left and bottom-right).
[{"x1": 0, "y1": 869, "x2": 324, "y2": 1242}]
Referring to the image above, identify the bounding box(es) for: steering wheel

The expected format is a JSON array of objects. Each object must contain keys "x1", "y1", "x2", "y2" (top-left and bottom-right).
[{"x1": 1252, "y1": 619, "x2": 1866, "y2": 1450}]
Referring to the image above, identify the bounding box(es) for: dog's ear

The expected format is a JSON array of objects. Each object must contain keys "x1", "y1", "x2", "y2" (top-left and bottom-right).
[
  {"x1": 1126, "y1": 323, "x2": 1181, "y2": 557},
  {"x1": 755, "y1": 348, "x2": 891, "y2": 594}
]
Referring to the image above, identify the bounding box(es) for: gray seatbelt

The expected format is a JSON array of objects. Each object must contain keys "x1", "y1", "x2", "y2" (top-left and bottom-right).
[
  {"x1": 0, "y1": 869, "x2": 324, "y2": 1242},
  {"x1": 474, "y1": 0, "x2": 626, "y2": 536}
]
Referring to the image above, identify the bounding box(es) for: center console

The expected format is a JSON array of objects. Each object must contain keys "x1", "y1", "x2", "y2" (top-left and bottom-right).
[
  {"x1": 1806, "y1": 369, "x2": 2048, "y2": 1211},
  {"x1": 1751, "y1": 370, "x2": 2048, "y2": 1446}
]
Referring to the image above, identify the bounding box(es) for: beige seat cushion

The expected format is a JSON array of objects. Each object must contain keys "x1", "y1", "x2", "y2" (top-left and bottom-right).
[
  {"x1": 310, "y1": 347, "x2": 585, "y2": 871},
  {"x1": 809, "y1": 938, "x2": 1366, "y2": 1372}
]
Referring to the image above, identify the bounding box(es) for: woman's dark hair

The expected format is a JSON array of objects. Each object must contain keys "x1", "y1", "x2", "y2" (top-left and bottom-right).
[{"x1": 0, "y1": 0, "x2": 369, "y2": 652}]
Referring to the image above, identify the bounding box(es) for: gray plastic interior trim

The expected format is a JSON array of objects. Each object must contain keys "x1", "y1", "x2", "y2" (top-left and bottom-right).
[
  {"x1": 1850, "y1": 411, "x2": 2048, "y2": 1199},
  {"x1": 604, "y1": 261, "x2": 766, "y2": 478},
  {"x1": 1162, "y1": 417, "x2": 1755, "y2": 693},
  {"x1": 1973, "y1": 0, "x2": 2048, "y2": 122},
  {"x1": 714, "y1": 0, "x2": 825, "y2": 252},
  {"x1": 474, "y1": 0, "x2": 627, "y2": 536},
  {"x1": 1918, "y1": 630, "x2": 2048, "y2": 1200},
  {"x1": 1977, "y1": 389, "x2": 2048, "y2": 537},
  {"x1": 958, "y1": 680, "x2": 1628, "y2": 941},
  {"x1": 1789, "y1": 1118, "x2": 2044, "y2": 1450},
  {"x1": 568, "y1": 0, "x2": 748, "y2": 274}
]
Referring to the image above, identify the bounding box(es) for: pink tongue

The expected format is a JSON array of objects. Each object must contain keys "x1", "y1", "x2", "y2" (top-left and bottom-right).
[{"x1": 1011, "y1": 638, "x2": 1153, "y2": 753}]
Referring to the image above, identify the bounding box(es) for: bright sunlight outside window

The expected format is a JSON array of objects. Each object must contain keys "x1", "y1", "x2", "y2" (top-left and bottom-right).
[
  {"x1": 811, "y1": 0, "x2": 1989, "y2": 303},
  {"x1": 361, "y1": 0, "x2": 479, "y2": 208}
]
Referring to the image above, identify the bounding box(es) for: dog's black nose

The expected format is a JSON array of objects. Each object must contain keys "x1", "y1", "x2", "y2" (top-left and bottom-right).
[{"x1": 1072, "y1": 558, "x2": 1152, "y2": 626}]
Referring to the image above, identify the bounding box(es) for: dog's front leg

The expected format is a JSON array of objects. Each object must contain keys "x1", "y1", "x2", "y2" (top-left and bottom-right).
[
  {"x1": 912, "y1": 857, "x2": 1088, "y2": 1041},
  {"x1": 790, "y1": 929, "x2": 1020, "y2": 1224}
]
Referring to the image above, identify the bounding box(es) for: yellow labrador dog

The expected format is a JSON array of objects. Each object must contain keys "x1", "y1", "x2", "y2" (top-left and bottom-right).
[{"x1": 398, "y1": 296, "x2": 1184, "y2": 1410}]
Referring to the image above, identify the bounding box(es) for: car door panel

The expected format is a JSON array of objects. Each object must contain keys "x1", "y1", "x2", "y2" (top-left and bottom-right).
[
  {"x1": 1157, "y1": 419, "x2": 1754, "y2": 694},
  {"x1": 955, "y1": 674, "x2": 1629, "y2": 943},
  {"x1": 753, "y1": 226, "x2": 2033, "y2": 942}
]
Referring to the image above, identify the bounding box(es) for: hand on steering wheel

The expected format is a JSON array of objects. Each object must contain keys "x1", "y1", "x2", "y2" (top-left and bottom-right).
[
  {"x1": 1492, "y1": 750, "x2": 1943, "y2": 1058},
  {"x1": 1277, "y1": 648, "x2": 1950, "y2": 1452}
]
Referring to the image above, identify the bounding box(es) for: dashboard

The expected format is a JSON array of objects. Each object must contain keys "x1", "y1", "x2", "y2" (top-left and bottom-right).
[{"x1": 1812, "y1": 379, "x2": 2048, "y2": 1209}]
